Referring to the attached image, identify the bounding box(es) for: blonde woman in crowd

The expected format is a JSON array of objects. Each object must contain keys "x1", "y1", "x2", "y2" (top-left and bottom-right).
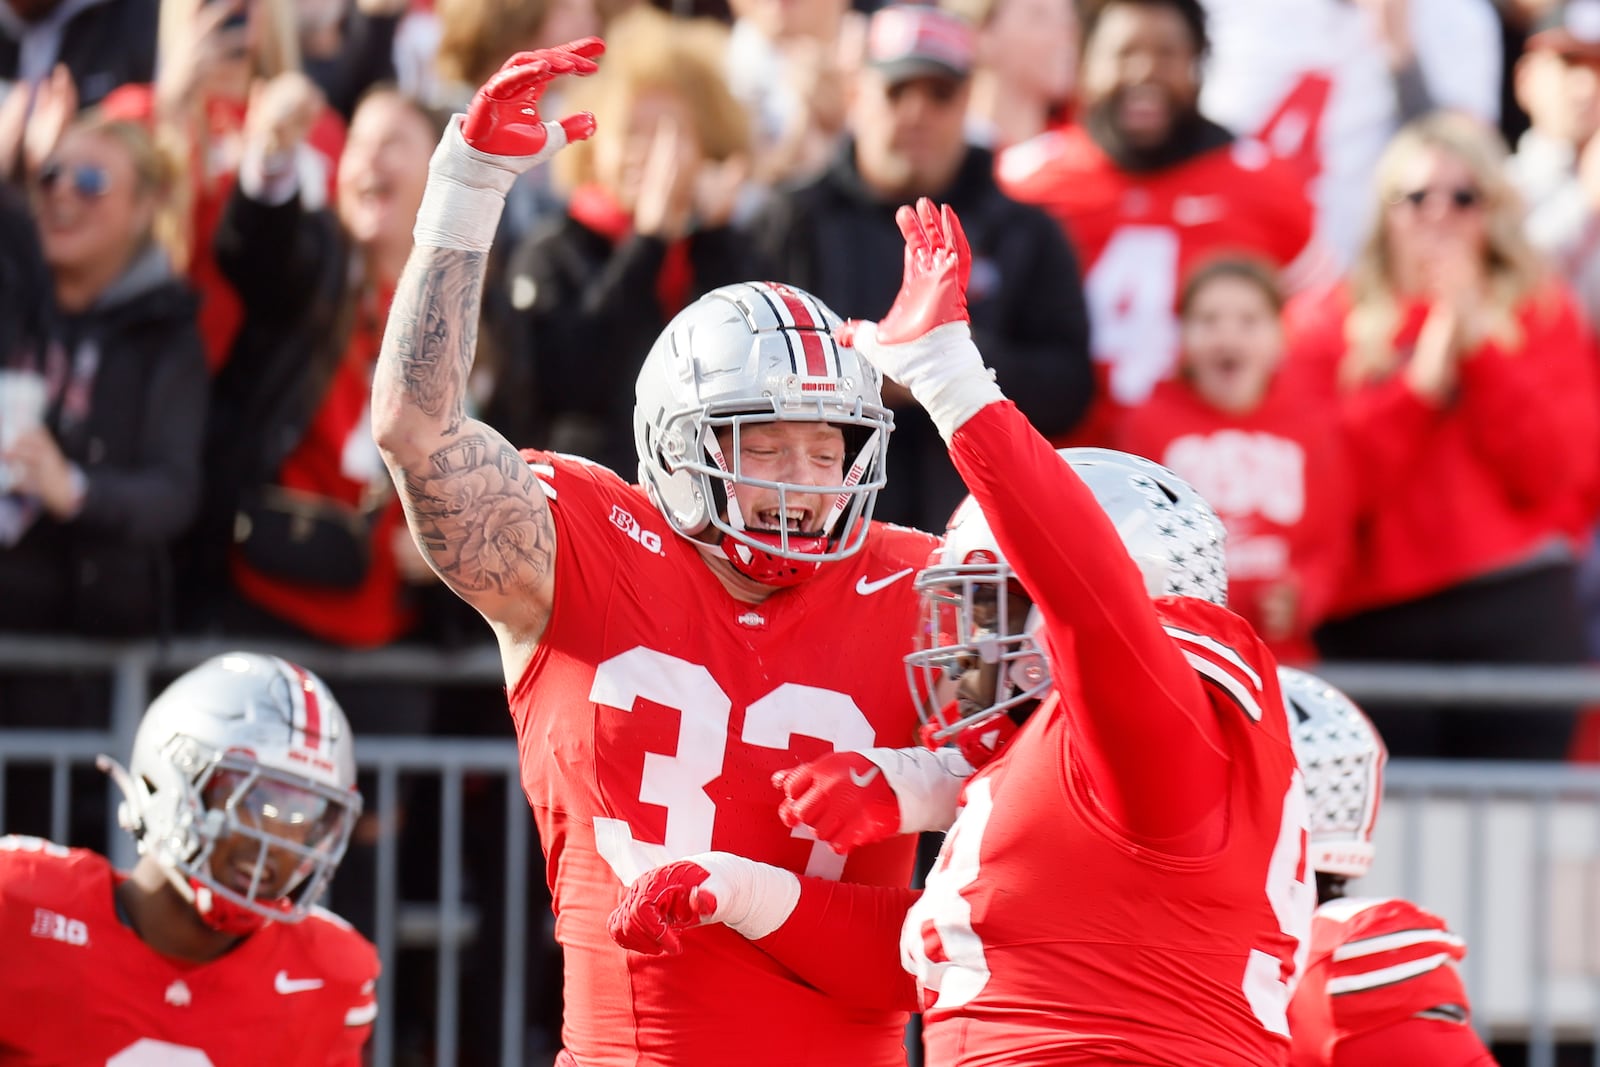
[
  {"x1": 492, "y1": 6, "x2": 763, "y2": 476},
  {"x1": 1287, "y1": 110, "x2": 1600, "y2": 759},
  {"x1": 0, "y1": 113, "x2": 205, "y2": 644}
]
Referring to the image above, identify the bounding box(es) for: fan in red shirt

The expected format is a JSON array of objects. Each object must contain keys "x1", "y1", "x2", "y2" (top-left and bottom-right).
[
  {"x1": 1286, "y1": 111, "x2": 1600, "y2": 759},
  {"x1": 1117, "y1": 256, "x2": 1353, "y2": 663},
  {"x1": 608, "y1": 198, "x2": 1313, "y2": 1066},
  {"x1": 1279, "y1": 667, "x2": 1497, "y2": 1067},
  {"x1": 996, "y1": 0, "x2": 1325, "y2": 446},
  {"x1": 0, "y1": 653, "x2": 376, "y2": 1066},
  {"x1": 371, "y1": 43, "x2": 941, "y2": 1067}
]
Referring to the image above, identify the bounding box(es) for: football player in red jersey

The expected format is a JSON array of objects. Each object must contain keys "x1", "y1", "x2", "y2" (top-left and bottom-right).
[
  {"x1": 996, "y1": 0, "x2": 1327, "y2": 445},
  {"x1": 608, "y1": 197, "x2": 1314, "y2": 1065},
  {"x1": 1280, "y1": 667, "x2": 1497, "y2": 1067},
  {"x1": 0, "y1": 652, "x2": 376, "y2": 1066},
  {"x1": 370, "y1": 41, "x2": 941, "y2": 1067}
]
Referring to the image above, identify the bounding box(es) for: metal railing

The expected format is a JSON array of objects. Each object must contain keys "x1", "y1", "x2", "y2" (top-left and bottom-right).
[{"x1": 7, "y1": 638, "x2": 1600, "y2": 1064}]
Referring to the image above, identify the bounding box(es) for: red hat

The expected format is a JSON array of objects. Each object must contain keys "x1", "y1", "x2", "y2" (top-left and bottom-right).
[{"x1": 866, "y1": 4, "x2": 976, "y2": 84}]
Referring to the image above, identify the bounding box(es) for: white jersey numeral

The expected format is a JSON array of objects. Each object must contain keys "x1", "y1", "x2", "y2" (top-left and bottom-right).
[
  {"x1": 108, "y1": 1040, "x2": 216, "y2": 1066},
  {"x1": 589, "y1": 648, "x2": 878, "y2": 885},
  {"x1": 1242, "y1": 769, "x2": 1315, "y2": 1035},
  {"x1": 900, "y1": 778, "x2": 995, "y2": 1008},
  {"x1": 1084, "y1": 226, "x2": 1181, "y2": 405}
]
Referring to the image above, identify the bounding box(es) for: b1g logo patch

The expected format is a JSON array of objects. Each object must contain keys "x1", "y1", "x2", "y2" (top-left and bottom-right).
[
  {"x1": 610, "y1": 506, "x2": 664, "y2": 556},
  {"x1": 31, "y1": 908, "x2": 88, "y2": 946}
]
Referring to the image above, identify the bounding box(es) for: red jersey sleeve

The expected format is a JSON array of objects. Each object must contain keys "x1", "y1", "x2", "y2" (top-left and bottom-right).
[
  {"x1": 1325, "y1": 898, "x2": 1474, "y2": 1035},
  {"x1": 947, "y1": 401, "x2": 1229, "y2": 851},
  {"x1": 753, "y1": 880, "x2": 921, "y2": 1013},
  {"x1": 1331, "y1": 1017, "x2": 1498, "y2": 1067},
  {"x1": 296, "y1": 908, "x2": 382, "y2": 1065}
]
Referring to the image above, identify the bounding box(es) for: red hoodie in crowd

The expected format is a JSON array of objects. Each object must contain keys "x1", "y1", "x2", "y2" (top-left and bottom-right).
[
  {"x1": 1284, "y1": 281, "x2": 1600, "y2": 618},
  {"x1": 1117, "y1": 374, "x2": 1353, "y2": 663}
]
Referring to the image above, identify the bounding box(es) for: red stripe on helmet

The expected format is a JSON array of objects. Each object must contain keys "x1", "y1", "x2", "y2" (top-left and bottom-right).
[
  {"x1": 769, "y1": 284, "x2": 830, "y2": 377},
  {"x1": 285, "y1": 661, "x2": 324, "y2": 753}
]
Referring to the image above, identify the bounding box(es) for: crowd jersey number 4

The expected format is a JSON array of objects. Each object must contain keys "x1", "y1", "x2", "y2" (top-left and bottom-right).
[
  {"x1": 1084, "y1": 227, "x2": 1180, "y2": 405},
  {"x1": 589, "y1": 647, "x2": 878, "y2": 885}
]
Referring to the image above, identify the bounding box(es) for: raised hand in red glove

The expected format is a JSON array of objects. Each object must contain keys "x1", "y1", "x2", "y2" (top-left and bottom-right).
[
  {"x1": 415, "y1": 38, "x2": 604, "y2": 252},
  {"x1": 772, "y1": 752, "x2": 901, "y2": 854},
  {"x1": 834, "y1": 198, "x2": 1000, "y2": 440},
  {"x1": 461, "y1": 38, "x2": 604, "y2": 158},
  {"x1": 838, "y1": 196, "x2": 970, "y2": 350},
  {"x1": 607, "y1": 859, "x2": 717, "y2": 956}
]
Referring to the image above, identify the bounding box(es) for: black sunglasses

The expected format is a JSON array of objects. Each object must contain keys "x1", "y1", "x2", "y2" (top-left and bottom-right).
[
  {"x1": 1392, "y1": 185, "x2": 1483, "y2": 212},
  {"x1": 36, "y1": 162, "x2": 111, "y2": 199}
]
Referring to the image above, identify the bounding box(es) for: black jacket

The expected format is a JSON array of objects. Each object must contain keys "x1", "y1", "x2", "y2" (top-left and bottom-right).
[
  {"x1": 178, "y1": 185, "x2": 353, "y2": 627},
  {"x1": 746, "y1": 140, "x2": 1093, "y2": 531},
  {"x1": 0, "y1": 0, "x2": 157, "y2": 108},
  {"x1": 0, "y1": 242, "x2": 206, "y2": 636},
  {"x1": 496, "y1": 213, "x2": 769, "y2": 478}
]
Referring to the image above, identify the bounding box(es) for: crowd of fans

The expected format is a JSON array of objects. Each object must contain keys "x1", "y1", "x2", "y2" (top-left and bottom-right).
[
  {"x1": 2, "y1": 0, "x2": 1598, "y2": 744},
  {"x1": 3, "y1": 0, "x2": 1599, "y2": 1057}
]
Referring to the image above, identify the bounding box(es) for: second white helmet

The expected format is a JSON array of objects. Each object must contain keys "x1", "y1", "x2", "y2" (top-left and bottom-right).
[{"x1": 1280, "y1": 666, "x2": 1387, "y2": 878}]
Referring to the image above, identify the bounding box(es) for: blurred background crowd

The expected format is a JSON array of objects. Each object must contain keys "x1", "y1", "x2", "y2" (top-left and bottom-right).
[{"x1": 2, "y1": 0, "x2": 1600, "y2": 1058}]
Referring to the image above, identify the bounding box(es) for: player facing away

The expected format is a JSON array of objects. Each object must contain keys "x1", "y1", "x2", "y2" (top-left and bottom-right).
[
  {"x1": 0, "y1": 653, "x2": 376, "y2": 1066},
  {"x1": 608, "y1": 198, "x2": 1315, "y2": 1065},
  {"x1": 1280, "y1": 667, "x2": 1498, "y2": 1066},
  {"x1": 370, "y1": 41, "x2": 942, "y2": 1067}
]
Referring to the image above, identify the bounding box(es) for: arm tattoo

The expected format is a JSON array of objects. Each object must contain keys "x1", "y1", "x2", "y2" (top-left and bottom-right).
[
  {"x1": 399, "y1": 434, "x2": 555, "y2": 598},
  {"x1": 386, "y1": 249, "x2": 486, "y2": 436}
]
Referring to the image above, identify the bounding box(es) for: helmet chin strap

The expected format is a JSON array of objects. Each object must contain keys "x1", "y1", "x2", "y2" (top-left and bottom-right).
[{"x1": 184, "y1": 875, "x2": 274, "y2": 935}]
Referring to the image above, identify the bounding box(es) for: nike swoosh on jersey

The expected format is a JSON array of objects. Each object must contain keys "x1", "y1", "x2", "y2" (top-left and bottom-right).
[
  {"x1": 848, "y1": 765, "x2": 881, "y2": 788},
  {"x1": 275, "y1": 971, "x2": 325, "y2": 994},
  {"x1": 855, "y1": 568, "x2": 914, "y2": 595}
]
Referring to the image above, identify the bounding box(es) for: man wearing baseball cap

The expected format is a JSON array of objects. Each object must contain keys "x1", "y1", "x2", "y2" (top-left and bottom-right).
[{"x1": 748, "y1": 2, "x2": 1092, "y2": 533}]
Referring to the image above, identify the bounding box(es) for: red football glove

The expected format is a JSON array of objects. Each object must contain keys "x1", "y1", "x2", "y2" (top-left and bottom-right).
[
  {"x1": 773, "y1": 752, "x2": 901, "y2": 854},
  {"x1": 838, "y1": 197, "x2": 971, "y2": 348},
  {"x1": 461, "y1": 38, "x2": 605, "y2": 157},
  {"x1": 607, "y1": 860, "x2": 718, "y2": 956}
]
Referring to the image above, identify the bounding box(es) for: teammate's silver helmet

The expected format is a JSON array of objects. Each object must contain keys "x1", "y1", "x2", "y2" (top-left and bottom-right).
[
  {"x1": 101, "y1": 653, "x2": 361, "y2": 933},
  {"x1": 908, "y1": 449, "x2": 1227, "y2": 748},
  {"x1": 1060, "y1": 448, "x2": 1227, "y2": 606},
  {"x1": 633, "y1": 281, "x2": 893, "y2": 585},
  {"x1": 1280, "y1": 666, "x2": 1387, "y2": 878}
]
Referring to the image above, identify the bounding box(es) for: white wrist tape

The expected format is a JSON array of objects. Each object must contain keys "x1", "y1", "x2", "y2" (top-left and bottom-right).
[
  {"x1": 854, "y1": 321, "x2": 1004, "y2": 442},
  {"x1": 413, "y1": 114, "x2": 571, "y2": 252},
  {"x1": 863, "y1": 746, "x2": 975, "y2": 834},
  {"x1": 692, "y1": 851, "x2": 801, "y2": 940}
]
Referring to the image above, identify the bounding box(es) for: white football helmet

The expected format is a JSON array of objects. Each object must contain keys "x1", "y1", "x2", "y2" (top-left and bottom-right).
[
  {"x1": 1280, "y1": 667, "x2": 1387, "y2": 879},
  {"x1": 634, "y1": 281, "x2": 893, "y2": 587},
  {"x1": 908, "y1": 449, "x2": 1227, "y2": 755},
  {"x1": 99, "y1": 652, "x2": 361, "y2": 934},
  {"x1": 1062, "y1": 448, "x2": 1227, "y2": 606}
]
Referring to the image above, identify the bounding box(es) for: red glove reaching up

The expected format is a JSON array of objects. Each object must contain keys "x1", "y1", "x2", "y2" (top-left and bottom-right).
[
  {"x1": 461, "y1": 39, "x2": 604, "y2": 156},
  {"x1": 414, "y1": 38, "x2": 604, "y2": 253},
  {"x1": 838, "y1": 198, "x2": 1002, "y2": 441}
]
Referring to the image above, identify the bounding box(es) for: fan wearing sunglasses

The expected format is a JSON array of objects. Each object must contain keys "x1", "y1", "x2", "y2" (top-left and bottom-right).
[
  {"x1": 0, "y1": 111, "x2": 207, "y2": 641},
  {"x1": 1283, "y1": 109, "x2": 1600, "y2": 761}
]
